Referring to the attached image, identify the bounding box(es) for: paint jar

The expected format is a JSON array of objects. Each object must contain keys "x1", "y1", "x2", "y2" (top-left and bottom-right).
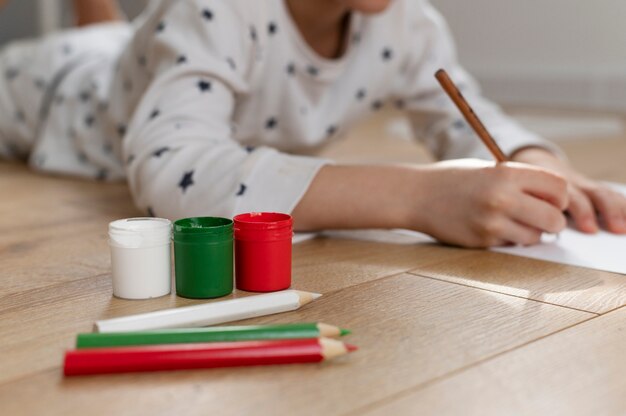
[
  {"x1": 173, "y1": 217, "x2": 234, "y2": 299},
  {"x1": 234, "y1": 212, "x2": 293, "y2": 292},
  {"x1": 108, "y1": 218, "x2": 172, "y2": 300}
]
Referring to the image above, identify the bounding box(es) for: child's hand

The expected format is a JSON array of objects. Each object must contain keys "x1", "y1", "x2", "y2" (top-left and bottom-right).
[
  {"x1": 512, "y1": 148, "x2": 626, "y2": 234},
  {"x1": 415, "y1": 159, "x2": 569, "y2": 248}
]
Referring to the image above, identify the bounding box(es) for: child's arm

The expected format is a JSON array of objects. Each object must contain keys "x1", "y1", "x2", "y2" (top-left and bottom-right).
[
  {"x1": 396, "y1": 2, "x2": 626, "y2": 235},
  {"x1": 123, "y1": 1, "x2": 327, "y2": 221},
  {"x1": 293, "y1": 161, "x2": 568, "y2": 248}
]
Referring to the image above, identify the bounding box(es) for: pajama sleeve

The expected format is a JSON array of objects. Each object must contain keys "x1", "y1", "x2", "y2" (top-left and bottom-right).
[
  {"x1": 122, "y1": 0, "x2": 327, "y2": 220},
  {"x1": 396, "y1": 0, "x2": 562, "y2": 161}
]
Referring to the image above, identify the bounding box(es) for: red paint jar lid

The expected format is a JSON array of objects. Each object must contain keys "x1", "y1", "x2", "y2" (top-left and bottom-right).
[{"x1": 234, "y1": 212, "x2": 293, "y2": 241}]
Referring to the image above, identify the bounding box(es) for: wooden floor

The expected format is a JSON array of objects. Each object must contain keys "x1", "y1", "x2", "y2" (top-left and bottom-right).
[{"x1": 1, "y1": 110, "x2": 625, "y2": 415}]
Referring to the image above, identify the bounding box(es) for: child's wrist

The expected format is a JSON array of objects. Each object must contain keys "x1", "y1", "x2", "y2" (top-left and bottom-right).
[{"x1": 396, "y1": 166, "x2": 433, "y2": 233}]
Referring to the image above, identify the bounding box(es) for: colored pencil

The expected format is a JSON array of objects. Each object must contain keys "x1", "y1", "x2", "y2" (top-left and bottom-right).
[
  {"x1": 94, "y1": 290, "x2": 321, "y2": 333},
  {"x1": 435, "y1": 69, "x2": 509, "y2": 163},
  {"x1": 64, "y1": 338, "x2": 358, "y2": 376},
  {"x1": 76, "y1": 323, "x2": 351, "y2": 349}
]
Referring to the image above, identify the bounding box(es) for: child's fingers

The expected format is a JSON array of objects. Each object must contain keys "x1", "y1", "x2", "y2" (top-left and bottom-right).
[
  {"x1": 514, "y1": 167, "x2": 569, "y2": 210},
  {"x1": 511, "y1": 194, "x2": 567, "y2": 234},
  {"x1": 495, "y1": 219, "x2": 543, "y2": 246},
  {"x1": 567, "y1": 186, "x2": 598, "y2": 233},
  {"x1": 586, "y1": 187, "x2": 626, "y2": 234}
]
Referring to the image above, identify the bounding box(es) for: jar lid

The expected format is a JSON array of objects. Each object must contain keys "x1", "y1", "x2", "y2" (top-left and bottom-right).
[
  {"x1": 109, "y1": 217, "x2": 172, "y2": 248},
  {"x1": 173, "y1": 217, "x2": 233, "y2": 236},
  {"x1": 234, "y1": 212, "x2": 293, "y2": 230}
]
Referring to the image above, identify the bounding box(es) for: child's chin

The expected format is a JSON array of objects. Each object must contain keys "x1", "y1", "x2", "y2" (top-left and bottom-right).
[{"x1": 346, "y1": 0, "x2": 394, "y2": 14}]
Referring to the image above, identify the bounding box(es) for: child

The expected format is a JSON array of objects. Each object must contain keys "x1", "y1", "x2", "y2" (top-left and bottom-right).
[{"x1": 0, "y1": 0, "x2": 624, "y2": 248}]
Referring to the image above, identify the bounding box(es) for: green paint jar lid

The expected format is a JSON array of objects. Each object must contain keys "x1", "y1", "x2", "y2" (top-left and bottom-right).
[{"x1": 173, "y1": 217, "x2": 233, "y2": 243}]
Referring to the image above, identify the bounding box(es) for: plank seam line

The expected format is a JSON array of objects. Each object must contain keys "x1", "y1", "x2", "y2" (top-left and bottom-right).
[
  {"x1": 342, "y1": 312, "x2": 602, "y2": 416},
  {"x1": 406, "y1": 270, "x2": 602, "y2": 316}
]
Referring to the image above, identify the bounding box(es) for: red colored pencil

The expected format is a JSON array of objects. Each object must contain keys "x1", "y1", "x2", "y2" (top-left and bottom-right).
[{"x1": 63, "y1": 338, "x2": 357, "y2": 376}]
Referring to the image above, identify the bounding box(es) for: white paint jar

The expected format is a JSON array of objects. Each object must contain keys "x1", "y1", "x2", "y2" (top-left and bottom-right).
[{"x1": 108, "y1": 218, "x2": 172, "y2": 300}]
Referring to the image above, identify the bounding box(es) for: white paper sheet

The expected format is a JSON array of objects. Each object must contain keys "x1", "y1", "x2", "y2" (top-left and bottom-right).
[{"x1": 293, "y1": 182, "x2": 626, "y2": 275}]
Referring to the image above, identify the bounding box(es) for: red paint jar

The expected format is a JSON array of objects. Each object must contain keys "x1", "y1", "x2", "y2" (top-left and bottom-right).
[{"x1": 233, "y1": 212, "x2": 293, "y2": 292}]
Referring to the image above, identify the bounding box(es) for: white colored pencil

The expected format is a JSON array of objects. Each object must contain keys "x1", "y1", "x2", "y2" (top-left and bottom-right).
[{"x1": 94, "y1": 290, "x2": 322, "y2": 333}]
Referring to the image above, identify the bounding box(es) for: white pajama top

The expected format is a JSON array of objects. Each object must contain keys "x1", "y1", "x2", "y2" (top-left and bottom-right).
[{"x1": 0, "y1": 0, "x2": 555, "y2": 219}]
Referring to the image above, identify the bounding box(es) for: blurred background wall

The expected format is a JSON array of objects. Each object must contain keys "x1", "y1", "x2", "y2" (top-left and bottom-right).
[
  {"x1": 433, "y1": 0, "x2": 626, "y2": 112},
  {"x1": 0, "y1": 0, "x2": 146, "y2": 45},
  {"x1": 0, "y1": 0, "x2": 624, "y2": 113}
]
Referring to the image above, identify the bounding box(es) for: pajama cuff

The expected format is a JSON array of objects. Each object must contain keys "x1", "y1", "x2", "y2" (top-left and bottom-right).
[
  {"x1": 233, "y1": 150, "x2": 331, "y2": 216},
  {"x1": 489, "y1": 123, "x2": 567, "y2": 162}
]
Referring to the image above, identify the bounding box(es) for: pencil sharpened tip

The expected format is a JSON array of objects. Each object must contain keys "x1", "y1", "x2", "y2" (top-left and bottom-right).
[
  {"x1": 346, "y1": 344, "x2": 358, "y2": 353},
  {"x1": 310, "y1": 292, "x2": 322, "y2": 300},
  {"x1": 340, "y1": 329, "x2": 351, "y2": 337}
]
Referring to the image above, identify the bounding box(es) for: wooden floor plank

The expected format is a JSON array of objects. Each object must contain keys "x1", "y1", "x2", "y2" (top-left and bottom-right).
[
  {"x1": 0, "y1": 273, "x2": 591, "y2": 415},
  {"x1": 407, "y1": 251, "x2": 626, "y2": 314},
  {"x1": 363, "y1": 306, "x2": 626, "y2": 416},
  {"x1": 0, "y1": 238, "x2": 478, "y2": 385}
]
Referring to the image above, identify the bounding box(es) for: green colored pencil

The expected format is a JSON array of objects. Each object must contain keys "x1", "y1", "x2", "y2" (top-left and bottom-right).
[{"x1": 76, "y1": 323, "x2": 351, "y2": 349}]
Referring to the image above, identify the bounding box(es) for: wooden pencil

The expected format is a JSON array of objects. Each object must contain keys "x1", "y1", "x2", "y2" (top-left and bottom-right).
[
  {"x1": 435, "y1": 69, "x2": 509, "y2": 163},
  {"x1": 64, "y1": 338, "x2": 358, "y2": 376},
  {"x1": 94, "y1": 290, "x2": 322, "y2": 333},
  {"x1": 76, "y1": 323, "x2": 351, "y2": 349}
]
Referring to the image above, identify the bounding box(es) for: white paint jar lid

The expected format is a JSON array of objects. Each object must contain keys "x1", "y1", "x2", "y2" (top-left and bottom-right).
[{"x1": 109, "y1": 217, "x2": 172, "y2": 248}]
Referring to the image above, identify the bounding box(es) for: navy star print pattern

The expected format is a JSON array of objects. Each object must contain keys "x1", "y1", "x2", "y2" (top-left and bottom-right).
[
  {"x1": 382, "y1": 47, "x2": 393, "y2": 61},
  {"x1": 265, "y1": 117, "x2": 277, "y2": 129},
  {"x1": 117, "y1": 124, "x2": 127, "y2": 138},
  {"x1": 306, "y1": 65, "x2": 319, "y2": 77},
  {"x1": 153, "y1": 147, "x2": 170, "y2": 157},
  {"x1": 179, "y1": 171, "x2": 195, "y2": 193},
  {"x1": 202, "y1": 9, "x2": 213, "y2": 21},
  {"x1": 198, "y1": 80, "x2": 211, "y2": 92},
  {"x1": 79, "y1": 91, "x2": 91, "y2": 102},
  {"x1": 96, "y1": 168, "x2": 108, "y2": 181},
  {"x1": 0, "y1": 0, "x2": 557, "y2": 222}
]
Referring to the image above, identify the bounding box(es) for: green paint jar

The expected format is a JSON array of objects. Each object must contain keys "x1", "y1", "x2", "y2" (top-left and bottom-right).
[{"x1": 173, "y1": 217, "x2": 233, "y2": 299}]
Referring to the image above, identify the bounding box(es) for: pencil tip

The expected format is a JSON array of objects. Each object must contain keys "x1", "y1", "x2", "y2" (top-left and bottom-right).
[
  {"x1": 340, "y1": 329, "x2": 351, "y2": 336},
  {"x1": 346, "y1": 343, "x2": 358, "y2": 353},
  {"x1": 310, "y1": 292, "x2": 322, "y2": 300}
]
